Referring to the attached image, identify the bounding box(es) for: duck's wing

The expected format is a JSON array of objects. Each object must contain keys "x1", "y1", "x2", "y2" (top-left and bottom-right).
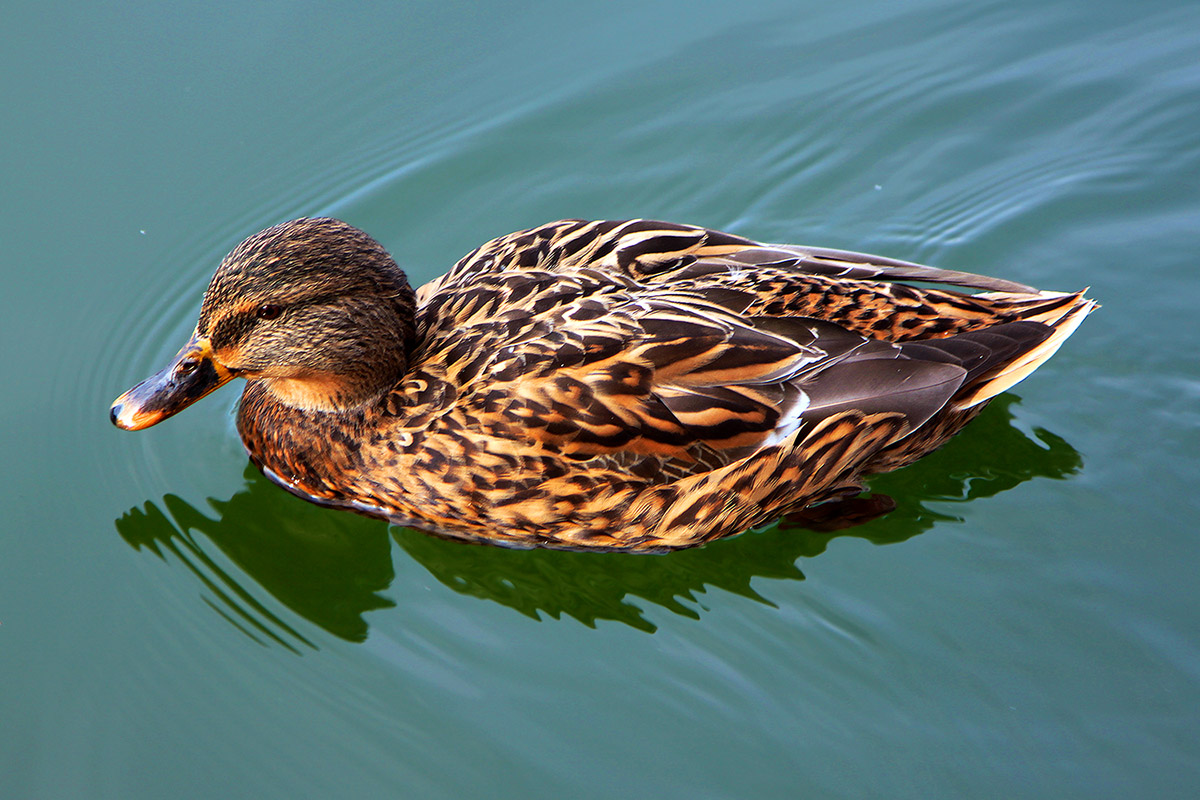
[
  {"x1": 415, "y1": 269, "x2": 969, "y2": 477},
  {"x1": 417, "y1": 219, "x2": 1037, "y2": 305},
  {"x1": 418, "y1": 219, "x2": 1095, "y2": 350}
]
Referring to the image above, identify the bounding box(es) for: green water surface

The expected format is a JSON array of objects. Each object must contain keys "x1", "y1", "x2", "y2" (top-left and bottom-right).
[{"x1": 3, "y1": 1, "x2": 1199, "y2": 797}]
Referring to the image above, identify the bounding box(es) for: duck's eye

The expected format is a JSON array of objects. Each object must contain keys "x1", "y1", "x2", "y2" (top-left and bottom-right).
[
  {"x1": 176, "y1": 356, "x2": 200, "y2": 377},
  {"x1": 255, "y1": 303, "x2": 283, "y2": 321}
]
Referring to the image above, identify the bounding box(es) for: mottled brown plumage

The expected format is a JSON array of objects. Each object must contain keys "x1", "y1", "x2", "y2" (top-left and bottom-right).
[{"x1": 112, "y1": 218, "x2": 1095, "y2": 551}]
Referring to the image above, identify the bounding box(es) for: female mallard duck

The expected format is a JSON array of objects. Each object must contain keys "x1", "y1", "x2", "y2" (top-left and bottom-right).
[{"x1": 111, "y1": 218, "x2": 1094, "y2": 551}]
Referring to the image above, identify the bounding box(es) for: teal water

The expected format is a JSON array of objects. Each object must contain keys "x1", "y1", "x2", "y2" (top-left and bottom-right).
[{"x1": 4, "y1": 0, "x2": 1199, "y2": 797}]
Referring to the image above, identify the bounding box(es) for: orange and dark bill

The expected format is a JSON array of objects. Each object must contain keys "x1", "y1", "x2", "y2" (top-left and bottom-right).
[{"x1": 110, "y1": 333, "x2": 235, "y2": 430}]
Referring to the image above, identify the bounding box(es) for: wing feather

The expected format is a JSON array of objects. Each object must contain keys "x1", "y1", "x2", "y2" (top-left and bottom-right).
[
  {"x1": 420, "y1": 269, "x2": 971, "y2": 469},
  {"x1": 406, "y1": 220, "x2": 1090, "y2": 490},
  {"x1": 420, "y1": 218, "x2": 1037, "y2": 298}
]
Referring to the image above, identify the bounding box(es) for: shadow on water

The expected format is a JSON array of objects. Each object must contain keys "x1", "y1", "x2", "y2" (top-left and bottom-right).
[{"x1": 115, "y1": 395, "x2": 1082, "y2": 643}]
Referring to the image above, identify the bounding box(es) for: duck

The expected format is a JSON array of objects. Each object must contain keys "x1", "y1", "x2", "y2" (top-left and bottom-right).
[{"x1": 111, "y1": 218, "x2": 1095, "y2": 551}]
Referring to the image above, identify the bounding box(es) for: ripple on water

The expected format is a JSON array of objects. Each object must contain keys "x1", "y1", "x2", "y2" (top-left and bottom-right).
[{"x1": 92, "y1": 0, "x2": 1185, "y2": 652}]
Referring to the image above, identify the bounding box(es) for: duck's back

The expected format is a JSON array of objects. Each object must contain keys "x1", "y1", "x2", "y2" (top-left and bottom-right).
[{"x1": 382, "y1": 220, "x2": 1094, "y2": 548}]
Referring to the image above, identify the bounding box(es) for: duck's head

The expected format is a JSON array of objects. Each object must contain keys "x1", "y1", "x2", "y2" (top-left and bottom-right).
[{"x1": 111, "y1": 218, "x2": 416, "y2": 430}]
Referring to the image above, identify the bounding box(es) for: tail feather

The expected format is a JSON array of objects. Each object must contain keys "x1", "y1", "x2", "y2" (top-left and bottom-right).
[
  {"x1": 952, "y1": 295, "x2": 1096, "y2": 408},
  {"x1": 950, "y1": 291, "x2": 1094, "y2": 410},
  {"x1": 976, "y1": 288, "x2": 1095, "y2": 326},
  {"x1": 893, "y1": 290, "x2": 1096, "y2": 410}
]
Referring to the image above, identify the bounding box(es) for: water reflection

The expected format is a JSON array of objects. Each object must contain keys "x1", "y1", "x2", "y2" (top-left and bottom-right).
[
  {"x1": 117, "y1": 482, "x2": 395, "y2": 649},
  {"x1": 115, "y1": 395, "x2": 1081, "y2": 642}
]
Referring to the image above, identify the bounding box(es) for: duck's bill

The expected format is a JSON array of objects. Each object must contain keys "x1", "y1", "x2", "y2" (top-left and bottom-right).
[{"x1": 110, "y1": 333, "x2": 235, "y2": 430}]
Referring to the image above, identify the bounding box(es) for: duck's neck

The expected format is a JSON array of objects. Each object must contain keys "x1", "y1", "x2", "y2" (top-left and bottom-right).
[
  {"x1": 259, "y1": 371, "x2": 391, "y2": 413},
  {"x1": 236, "y1": 380, "x2": 379, "y2": 497}
]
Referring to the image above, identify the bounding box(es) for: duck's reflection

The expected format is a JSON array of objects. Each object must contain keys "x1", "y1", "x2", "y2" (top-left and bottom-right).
[
  {"x1": 115, "y1": 395, "x2": 1082, "y2": 642},
  {"x1": 117, "y1": 482, "x2": 395, "y2": 649}
]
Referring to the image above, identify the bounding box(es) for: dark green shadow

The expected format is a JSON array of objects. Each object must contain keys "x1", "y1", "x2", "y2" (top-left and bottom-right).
[
  {"x1": 116, "y1": 394, "x2": 1082, "y2": 642},
  {"x1": 116, "y1": 477, "x2": 395, "y2": 649}
]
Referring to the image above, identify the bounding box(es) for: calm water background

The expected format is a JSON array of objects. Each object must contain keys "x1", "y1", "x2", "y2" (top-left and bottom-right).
[{"x1": 3, "y1": 0, "x2": 1199, "y2": 797}]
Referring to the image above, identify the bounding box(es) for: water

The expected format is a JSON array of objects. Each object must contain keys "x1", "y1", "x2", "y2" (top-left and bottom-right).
[{"x1": 4, "y1": 0, "x2": 1199, "y2": 797}]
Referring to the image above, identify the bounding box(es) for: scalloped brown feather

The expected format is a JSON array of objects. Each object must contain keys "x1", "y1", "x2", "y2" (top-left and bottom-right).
[{"x1": 156, "y1": 218, "x2": 1095, "y2": 551}]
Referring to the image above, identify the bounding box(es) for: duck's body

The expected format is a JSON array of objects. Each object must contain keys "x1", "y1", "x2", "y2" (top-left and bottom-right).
[{"x1": 112, "y1": 218, "x2": 1094, "y2": 551}]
